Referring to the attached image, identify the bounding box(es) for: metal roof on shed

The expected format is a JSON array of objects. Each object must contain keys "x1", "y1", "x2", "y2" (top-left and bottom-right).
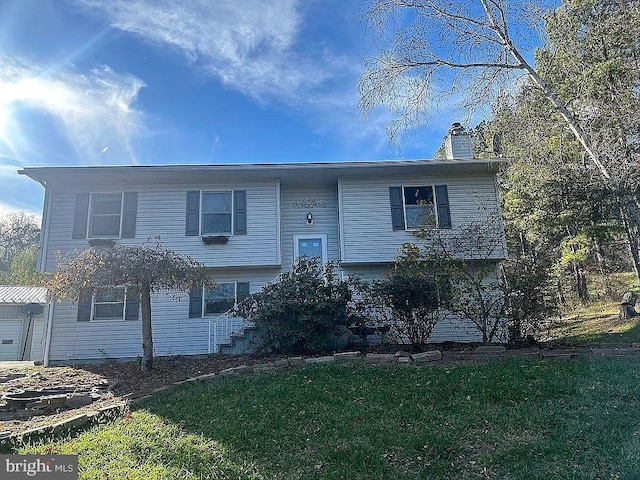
[{"x1": 0, "y1": 286, "x2": 47, "y2": 304}]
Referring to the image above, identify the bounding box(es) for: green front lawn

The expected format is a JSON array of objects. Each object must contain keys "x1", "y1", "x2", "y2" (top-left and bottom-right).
[{"x1": 20, "y1": 359, "x2": 640, "y2": 479}]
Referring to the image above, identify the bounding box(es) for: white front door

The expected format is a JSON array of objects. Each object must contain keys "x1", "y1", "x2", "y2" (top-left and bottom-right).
[{"x1": 294, "y1": 234, "x2": 328, "y2": 263}]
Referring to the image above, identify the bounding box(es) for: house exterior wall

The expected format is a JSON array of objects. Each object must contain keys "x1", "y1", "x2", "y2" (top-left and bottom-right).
[
  {"x1": 47, "y1": 267, "x2": 280, "y2": 362},
  {"x1": 42, "y1": 180, "x2": 280, "y2": 272},
  {"x1": 338, "y1": 172, "x2": 505, "y2": 264},
  {"x1": 280, "y1": 184, "x2": 340, "y2": 267},
  {"x1": 26, "y1": 160, "x2": 507, "y2": 362}
]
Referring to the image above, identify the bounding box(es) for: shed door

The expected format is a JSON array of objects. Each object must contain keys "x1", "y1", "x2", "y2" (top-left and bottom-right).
[{"x1": 0, "y1": 319, "x2": 23, "y2": 361}]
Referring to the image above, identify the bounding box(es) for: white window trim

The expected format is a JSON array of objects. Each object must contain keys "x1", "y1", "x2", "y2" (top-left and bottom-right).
[
  {"x1": 91, "y1": 286, "x2": 128, "y2": 322},
  {"x1": 294, "y1": 234, "x2": 328, "y2": 263},
  {"x1": 87, "y1": 192, "x2": 124, "y2": 239},
  {"x1": 200, "y1": 190, "x2": 234, "y2": 236},
  {"x1": 402, "y1": 184, "x2": 439, "y2": 231},
  {"x1": 202, "y1": 282, "x2": 238, "y2": 317}
]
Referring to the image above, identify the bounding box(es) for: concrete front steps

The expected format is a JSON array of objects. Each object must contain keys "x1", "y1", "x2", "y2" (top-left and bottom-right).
[{"x1": 218, "y1": 325, "x2": 259, "y2": 355}]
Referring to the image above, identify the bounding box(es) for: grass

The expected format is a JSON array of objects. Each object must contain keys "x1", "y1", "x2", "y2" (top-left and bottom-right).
[
  {"x1": 547, "y1": 272, "x2": 640, "y2": 344},
  {"x1": 548, "y1": 300, "x2": 640, "y2": 344},
  {"x1": 19, "y1": 359, "x2": 640, "y2": 479}
]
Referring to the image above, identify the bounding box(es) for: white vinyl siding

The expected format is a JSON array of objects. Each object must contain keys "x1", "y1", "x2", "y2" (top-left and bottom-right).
[
  {"x1": 46, "y1": 268, "x2": 278, "y2": 362},
  {"x1": 43, "y1": 180, "x2": 280, "y2": 272},
  {"x1": 280, "y1": 185, "x2": 340, "y2": 269},
  {"x1": 339, "y1": 173, "x2": 505, "y2": 264}
]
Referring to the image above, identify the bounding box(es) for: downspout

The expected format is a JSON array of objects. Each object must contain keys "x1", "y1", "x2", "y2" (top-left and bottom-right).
[{"x1": 42, "y1": 298, "x2": 54, "y2": 367}]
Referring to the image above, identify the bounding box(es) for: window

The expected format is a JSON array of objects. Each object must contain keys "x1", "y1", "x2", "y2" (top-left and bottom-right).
[
  {"x1": 403, "y1": 186, "x2": 436, "y2": 229},
  {"x1": 201, "y1": 192, "x2": 232, "y2": 235},
  {"x1": 87, "y1": 286, "x2": 139, "y2": 321},
  {"x1": 89, "y1": 193, "x2": 123, "y2": 238},
  {"x1": 93, "y1": 286, "x2": 126, "y2": 320},
  {"x1": 204, "y1": 283, "x2": 237, "y2": 316},
  {"x1": 390, "y1": 185, "x2": 451, "y2": 231}
]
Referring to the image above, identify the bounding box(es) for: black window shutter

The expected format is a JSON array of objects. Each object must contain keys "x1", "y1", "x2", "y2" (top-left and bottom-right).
[
  {"x1": 189, "y1": 285, "x2": 203, "y2": 318},
  {"x1": 435, "y1": 185, "x2": 452, "y2": 228},
  {"x1": 389, "y1": 187, "x2": 405, "y2": 231},
  {"x1": 121, "y1": 193, "x2": 138, "y2": 238},
  {"x1": 77, "y1": 287, "x2": 93, "y2": 322},
  {"x1": 186, "y1": 191, "x2": 200, "y2": 236},
  {"x1": 234, "y1": 190, "x2": 247, "y2": 235},
  {"x1": 125, "y1": 286, "x2": 140, "y2": 320},
  {"x1": 72, "y1": 193, "x2": 90, "y2": 239},
  {"x1": 236, "y1": 282, "x2": 250, "y2": 306}
]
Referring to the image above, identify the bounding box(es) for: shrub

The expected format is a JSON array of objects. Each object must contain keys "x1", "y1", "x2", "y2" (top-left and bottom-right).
[
  {"x1": 368, "y1": 244, "x2": 449, "y2": 349},
  {"x1": 237, "y1": 257, "x2": 362, "y2": 354}
]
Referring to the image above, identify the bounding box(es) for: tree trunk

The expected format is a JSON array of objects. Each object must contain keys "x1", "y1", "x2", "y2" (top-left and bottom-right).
[
  {"x1": 140, "y1": 282, "x2": 153, "y2": 372},
  {"x1": 620, "y1": 204, "x2": 640, "y2": 284},
  {"x1": 572, "y1": 261, "x2": 589, "y2": 304}
]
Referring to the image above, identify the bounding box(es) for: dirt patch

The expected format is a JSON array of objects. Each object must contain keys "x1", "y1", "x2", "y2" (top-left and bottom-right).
[{"x1": 0, "y1": 354, "x2": 268, "y2": 438}]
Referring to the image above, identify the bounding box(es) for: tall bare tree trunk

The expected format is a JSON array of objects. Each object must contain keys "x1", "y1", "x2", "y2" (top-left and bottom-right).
[
  {"x1": 141, "y1": 282, "x2": 153, "y2": 372},
  {"x1": 620, "y1": 205, "x2": 640, "y2": 284}
]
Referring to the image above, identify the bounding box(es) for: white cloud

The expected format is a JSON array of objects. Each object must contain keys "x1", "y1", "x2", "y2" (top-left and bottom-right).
[
  {"x1": 76, "y1": 0, "x2": 328, "y2": 102},
  {"x1": 0, "y1": 57, "x2": 145, "y2": 165}
]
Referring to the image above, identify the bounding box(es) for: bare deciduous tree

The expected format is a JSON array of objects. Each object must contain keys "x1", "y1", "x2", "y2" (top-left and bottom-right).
[
  {"x1": 47, "y1": 239, "x2": 212, "y2": 371},
  {"x1": 359, "y1": 0, "x2": 629, "y2": 179}
]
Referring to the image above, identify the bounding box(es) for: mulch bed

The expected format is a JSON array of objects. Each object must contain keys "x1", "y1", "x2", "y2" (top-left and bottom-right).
[{"x1": 0, "y1": 354, "x2": 269, "y2": 438}]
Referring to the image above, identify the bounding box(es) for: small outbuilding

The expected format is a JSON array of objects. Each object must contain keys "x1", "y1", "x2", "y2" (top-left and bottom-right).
[{"x1": 0, "y1": 286, "x2": 48, "y2": 362}]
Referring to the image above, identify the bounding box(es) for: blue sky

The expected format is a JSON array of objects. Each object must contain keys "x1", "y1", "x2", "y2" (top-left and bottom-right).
[{"x1": 0, "y1": 0, "x2": 482, "y2": 217}]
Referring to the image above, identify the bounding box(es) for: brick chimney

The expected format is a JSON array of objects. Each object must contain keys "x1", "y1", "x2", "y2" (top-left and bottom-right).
[{"x1": 444, "y1": 122, "x2": 473, "y2": 159}]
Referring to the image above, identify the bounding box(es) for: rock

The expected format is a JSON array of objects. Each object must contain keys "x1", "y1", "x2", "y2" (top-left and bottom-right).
[
  {"x1": 252, "y1": 364, "x2": 275, "y2": 373},
  {"x1": 397, "y1": 356, "x2": 411, "y2": 364},
  {"x1": 474, "y1": 345, "x2": 506, "y2": 354},
  {"x1": 305, "y1": 356, "x2": 335, "y2": 364},
  {"x1": 365, "y1": 353, "x2": 397, "y2": 364},
  {"x1": 394, "y1": 351, "x2": 411, "y2": 357},
  {"x1": 64, "y1": 394, "x2": 93, "y2": 409},
  {"x1": 218, "y1": 365, "x2": 251, "y2": 376},
  {"x1": 287, "y1": 356, "x2": 305, "y2": 366},
  {"x1": 334, "y1": 351, "x2": 361, "y2": 363},
  {"x1": 194, "y1": 373, "x2": 217, "y2": 383},
  {"x1": 411, "y1": 351, "x2": 443, "y2": 363}
]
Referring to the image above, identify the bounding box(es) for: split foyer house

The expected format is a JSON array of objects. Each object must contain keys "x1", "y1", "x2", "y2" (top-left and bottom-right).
[{"x1": 20, "y1": 127, "x2": 507, "y2": 364}]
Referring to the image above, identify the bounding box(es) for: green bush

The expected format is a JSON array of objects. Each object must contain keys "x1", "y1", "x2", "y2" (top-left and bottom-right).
[
  {"x1": 237, "y1": 257, "x2": 362, "y2": 354},
  {"x1": 369, "y1": 244, "x2": 450, "y2": 349}
]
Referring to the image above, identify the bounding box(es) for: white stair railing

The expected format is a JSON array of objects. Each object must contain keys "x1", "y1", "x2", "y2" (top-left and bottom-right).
[{"x1": 207, "y1": 273, "x2": 282, "y2": 353}]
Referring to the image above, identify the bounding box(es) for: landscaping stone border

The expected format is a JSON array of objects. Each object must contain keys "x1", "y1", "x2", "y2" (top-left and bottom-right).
[
  {"x1": 1, "y1": 402, "x2": 127, "y2": 449},
  {"x1": 4, "y1": 344, "x2": 640, "y2": 448}
]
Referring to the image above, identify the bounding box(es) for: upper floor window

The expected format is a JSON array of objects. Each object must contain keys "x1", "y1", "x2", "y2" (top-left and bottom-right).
[
  {"x1": 185, "y1": 190, "x2": 246, "y2": 237},
  {"x1": 403, "y1": 186, "x2": 436, "y2": 229},
  {"x1": 88, "y1": 193, "x2": 122, "y2": 238},
  {"x1": 73, "y1": 192, "x2": 137, "y2": 240},
  {"x1": 202, "y1": 192, "x2": 232, "y2": 235},
  {"x1": 389, "y1": 185, "x2": 451, "y2": 231}
]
